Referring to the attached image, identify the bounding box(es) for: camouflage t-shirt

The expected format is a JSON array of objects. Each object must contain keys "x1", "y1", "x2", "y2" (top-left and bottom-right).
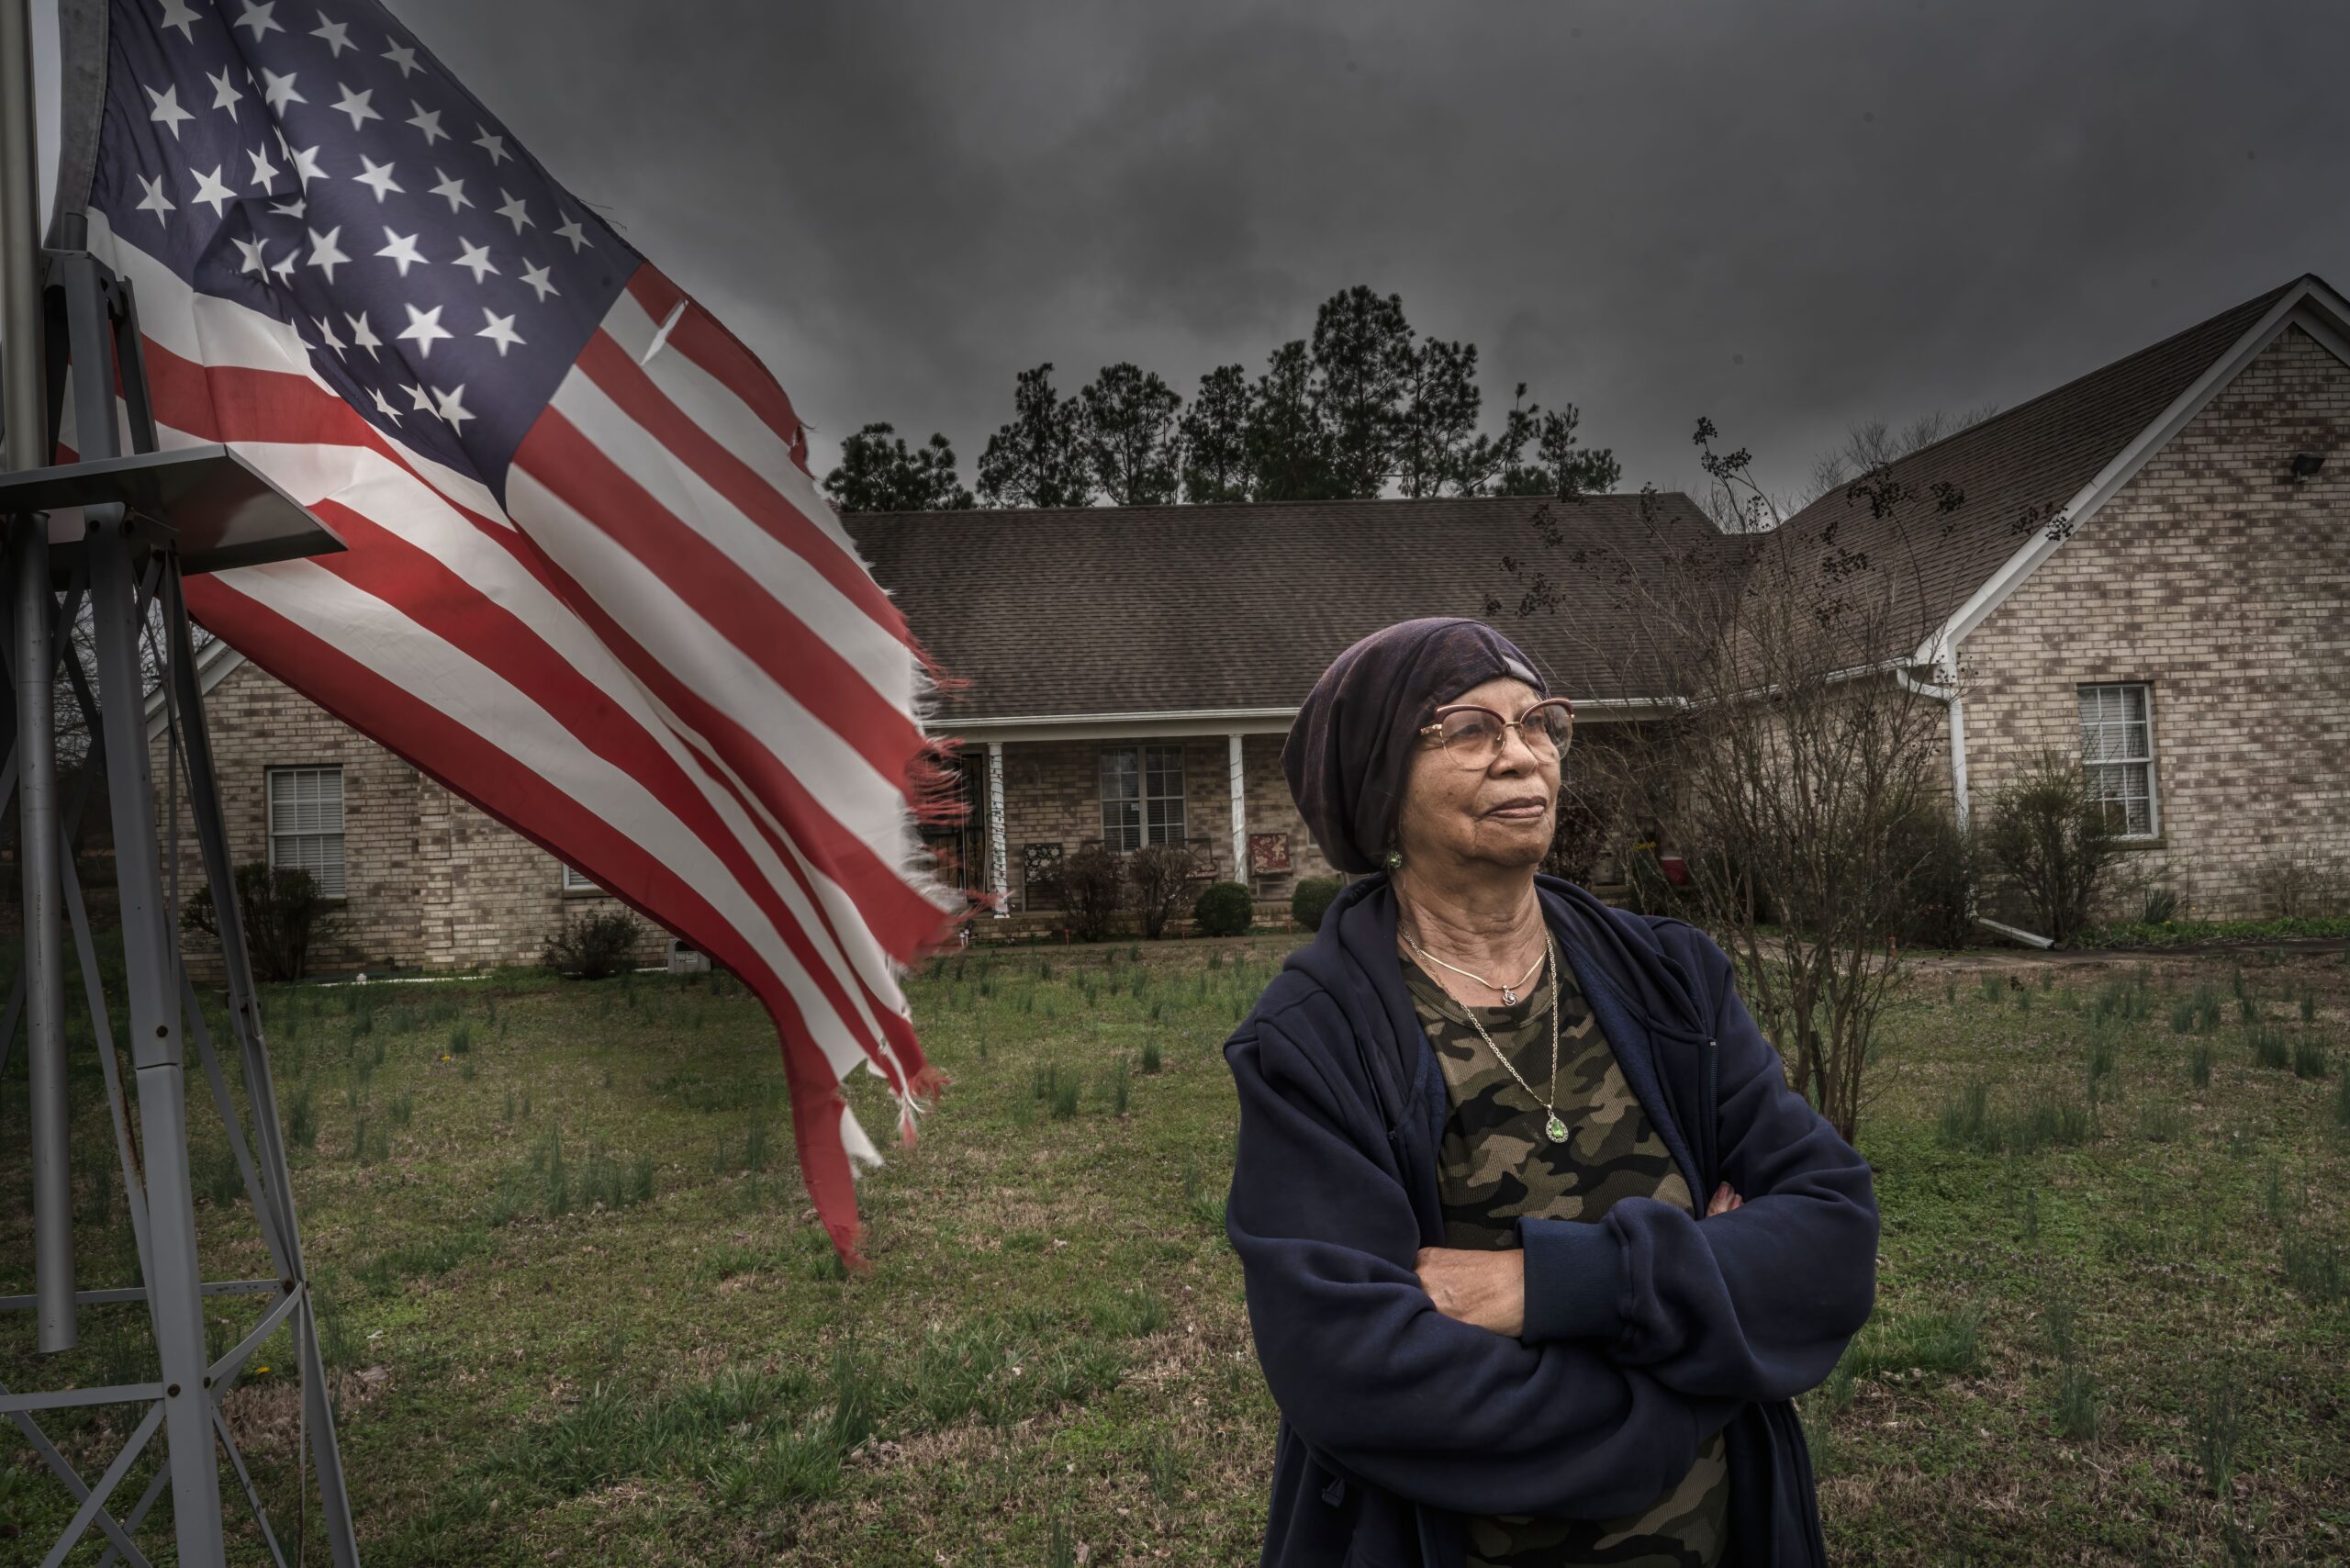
[{"x1": 1404, "y1": 946, "x2": 1732, "y2": 1568}]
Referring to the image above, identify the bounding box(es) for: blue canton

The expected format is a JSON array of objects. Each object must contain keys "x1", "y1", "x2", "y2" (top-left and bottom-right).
[{"x1": 87, "y1": 0, "x2": 640, "y2": 497}]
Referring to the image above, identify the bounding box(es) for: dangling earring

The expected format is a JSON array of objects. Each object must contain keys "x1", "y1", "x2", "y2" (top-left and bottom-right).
[{"x1": 1382, "y1": 846, "x2": 1403, "y2": 872}]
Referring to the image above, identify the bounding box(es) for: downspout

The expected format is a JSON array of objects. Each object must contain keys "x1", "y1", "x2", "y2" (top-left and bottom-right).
[{"x1": 1895, "y1": 661, "x2": 2050, "y2": 948}]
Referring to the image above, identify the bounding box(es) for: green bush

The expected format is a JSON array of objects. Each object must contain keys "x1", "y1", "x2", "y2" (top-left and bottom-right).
[
  {"x1": 1125, "y1": 844, "x2": 1194, "y2": 940},
  {"x1": 1891, "y1": 805, "x2": 1978, "y2": 950},
  {"x1": 1061, "y1": 846, "x2": 1124, "y2": 944},
  {"x1": 182, "y1": 861, "x2": 345, "y2": 981},
  {"x1": 542, "y1": 909, "x2": 643, "y2": 980},
  {"x1": 1192, "y1": 880, "x2": 1253, "y2": 937},
  {"x1": 1291, "y1": 877, "x2": 1342, "y2": 934},
  {"x1": 1983, "y1": 751, "x2": 2124, "y2": 945}
]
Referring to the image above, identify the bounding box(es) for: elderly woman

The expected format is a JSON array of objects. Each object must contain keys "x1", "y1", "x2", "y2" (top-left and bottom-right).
[{"x1": 1224, "y1": 618, "x2": 1878, "y2": 1568}]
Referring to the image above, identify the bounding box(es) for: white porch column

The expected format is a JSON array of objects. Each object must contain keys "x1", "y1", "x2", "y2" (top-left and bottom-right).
[
  {"x1": 986, "y1": 740, "x2": 1009, "y2": 917},
  {"x1": 1228, "y1": 733, "x2": 1248, "y2": 886}
]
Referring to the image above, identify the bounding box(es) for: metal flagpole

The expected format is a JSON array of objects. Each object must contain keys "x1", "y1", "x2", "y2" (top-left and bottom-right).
[{"x1": 1, "y1": 0, "x2": 78, "y2": 1359}]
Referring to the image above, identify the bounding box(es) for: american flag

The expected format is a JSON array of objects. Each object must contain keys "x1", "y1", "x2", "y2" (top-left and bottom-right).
[{"x1": 62, "y1": 0, "x2": 963, "y2": 1261}]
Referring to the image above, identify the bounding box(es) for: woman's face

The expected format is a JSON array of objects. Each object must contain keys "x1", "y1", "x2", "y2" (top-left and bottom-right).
[{"x1": 1392, "y1": 676, "x2": 1561, "y2": 874}]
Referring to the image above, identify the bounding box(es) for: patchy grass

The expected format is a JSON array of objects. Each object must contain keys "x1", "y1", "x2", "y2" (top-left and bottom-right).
[{"x1": 3, "y1": 939, "x2": 2347, "y2": 1563}]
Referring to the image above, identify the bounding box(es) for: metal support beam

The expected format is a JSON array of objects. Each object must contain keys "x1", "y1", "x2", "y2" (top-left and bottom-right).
[{"x1": 1, "y1": 0, "x2": 73, "y2": 1357}]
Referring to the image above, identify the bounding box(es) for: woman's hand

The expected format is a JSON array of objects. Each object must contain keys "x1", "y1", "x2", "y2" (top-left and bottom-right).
[
  {"x1": 1416, "y1": 1186, "x2": 1746, "y2": 1337},
  {"x1": 1414, "y1": 1247, "x2": 1526, "y2": 1336}
]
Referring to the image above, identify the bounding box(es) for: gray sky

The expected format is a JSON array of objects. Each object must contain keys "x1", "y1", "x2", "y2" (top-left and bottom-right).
[{"x1": 45, "y1": 0, "x2": 2350, "y2": 501}]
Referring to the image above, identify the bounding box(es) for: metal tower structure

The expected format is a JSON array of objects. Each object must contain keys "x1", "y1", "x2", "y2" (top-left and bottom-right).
[{"x1": 0, "y1": 2, "x2": 363, "y2": 1562}]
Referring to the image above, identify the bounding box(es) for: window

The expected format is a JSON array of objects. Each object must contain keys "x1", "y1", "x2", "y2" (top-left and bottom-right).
[
  {"x1": 561, "y1": 863, "x2": 599, "y2": 892},
  {"x1": 1099, "y1": 745, "x2": 1185, "y2": 852},
  {"x1": 2078, "y1": 683, "x2": 2158, "y2": 838},
  {"x1": 267, "y1": 766, "x2": 345, "y2": 896}
]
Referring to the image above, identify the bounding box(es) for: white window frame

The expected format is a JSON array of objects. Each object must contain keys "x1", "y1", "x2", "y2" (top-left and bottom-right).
[
  {"x1": 560, "y1": 863, "x2": 600, "y2": 893},
  {"x1": 266, "y1": 765, "x2": 347, "y2": 898},
  {"x1": 2077, "y1": 682, "x2": 2161, "y2": 840},
  {"x1": 1099, "y1": 745, "x2": 1186, "y2": 853}
]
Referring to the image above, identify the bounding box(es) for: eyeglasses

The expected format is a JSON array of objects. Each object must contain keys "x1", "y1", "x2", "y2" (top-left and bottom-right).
[{"x1": 1416, "y1": 698, "x2": 1575, "y2": 769}]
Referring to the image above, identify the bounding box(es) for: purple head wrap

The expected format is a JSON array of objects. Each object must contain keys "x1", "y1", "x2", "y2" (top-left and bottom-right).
[{"x1": 1281, "y1": 617, "x2": 1550, "y2": 875}]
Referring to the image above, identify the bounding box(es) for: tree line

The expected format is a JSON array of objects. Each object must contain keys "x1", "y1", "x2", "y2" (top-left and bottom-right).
[{"x1": 820, "y1": 285, "x2": 1622, "y2": 512}]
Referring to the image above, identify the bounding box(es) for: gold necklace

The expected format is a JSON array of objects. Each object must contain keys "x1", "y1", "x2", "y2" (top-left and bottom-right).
[
  {"x1": 1400, "y1": 926, "x2": 1548, "y2": 1005},
  {"x1": 1419, "y1": 929, "x2": 1569, "y2": 1144}
]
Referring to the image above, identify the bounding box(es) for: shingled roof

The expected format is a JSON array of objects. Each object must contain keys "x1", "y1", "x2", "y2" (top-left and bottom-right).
[
  {"x1": 1768, "y1": 276, "x2": 2307, "y2": 656},
  {"x1": 843, "y1": 492, "x2": 1739, "y2": 722},
  {"x1": 845, "y1": 275, "x2": 2336, "y2": 727}
]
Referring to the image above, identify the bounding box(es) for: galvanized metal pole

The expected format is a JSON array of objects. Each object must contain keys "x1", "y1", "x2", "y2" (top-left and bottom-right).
[{"x1": 1, "y1": 0, "x2": 77, "y2": 1356}]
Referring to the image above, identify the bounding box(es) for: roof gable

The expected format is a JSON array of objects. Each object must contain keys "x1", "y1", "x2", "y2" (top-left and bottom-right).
[{"x1": 1771, "y1": 274, "x2": 2347, "y2": 666}]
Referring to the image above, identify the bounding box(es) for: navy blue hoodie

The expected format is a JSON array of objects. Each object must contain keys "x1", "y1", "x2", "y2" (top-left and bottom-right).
[{"x1": 1223, "y1": 872, "x2": 1879, "y2": 1567}]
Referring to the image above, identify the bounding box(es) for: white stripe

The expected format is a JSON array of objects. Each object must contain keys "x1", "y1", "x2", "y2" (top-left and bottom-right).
[
  {"x1": 545, "y1": 364, "x2": 912, "y2": 713},
  {"x1": 504, "y1": 461, "x2": 912, "y2": 871},
  {"x1": 601, "y1": 286, "x2": 862, "y2": 560},
  {"x1": 84, "y1": 207, "x2": 512, "y2": 529},
  {"x1": 184, "y1": 429, "x2": 907, "y2": 1061},
  {"x1": 203, "y1": 556, "x2": 880, "y2": 1081}
]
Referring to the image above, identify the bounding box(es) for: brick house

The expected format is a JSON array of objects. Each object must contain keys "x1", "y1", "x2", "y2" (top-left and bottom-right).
[
  {"x1": 154, "y1": 272, "x2": 2350, "y2": 969},
  {"x1": 1767, "y1": 272, "x2": 2350, "y2": 925}
]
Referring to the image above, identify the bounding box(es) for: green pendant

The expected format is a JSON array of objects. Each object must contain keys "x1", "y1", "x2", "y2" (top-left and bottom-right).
[{"x1": 1545, "y1": 1114, "x2": 1568, "y2": 1143}]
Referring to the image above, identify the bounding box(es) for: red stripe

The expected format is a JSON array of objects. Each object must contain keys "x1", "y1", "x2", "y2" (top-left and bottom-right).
[
  {"x1": 625, "y1": 266, "x2": 810, "y2": 473},
  {"x1": 572, "y1": 328, "x2": 908, "y2": 644},
  {"x1": 132, "y1": 336, "x2": 951, "y2": 960},
  {"x1": 295, "y1": 495, "x2": 906, "y2": 1083},
  {"x1": 510, "y1": 407, "x2": 923, "y2": 785},
  {"x1": 180, "y1": 568, "x2": 869, "y2": 1258}
]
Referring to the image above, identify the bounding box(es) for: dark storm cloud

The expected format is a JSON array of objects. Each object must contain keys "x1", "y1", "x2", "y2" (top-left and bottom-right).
[{"x1": 393, "y1": 0, "x2": 2350, "y2": 503}]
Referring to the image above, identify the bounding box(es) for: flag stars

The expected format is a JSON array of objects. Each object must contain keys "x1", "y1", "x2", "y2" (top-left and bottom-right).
[
  {"x1": 157, "y1": 0, "x2": 204, "y2": 42},
  {"x1": 397, "y1": 302, "x2": 453, "y2": 357},
  {"x1": 375, "y1": 228, "x2": 430, "y2": 276},
  {"x1": 369, "y1": 385, "x2": 403, "y2": 425},
  {"x1": 553, "y1": 214, "x2": 590, "y2": 253},
  {"x1": 207, "y1": 66, "x2": 246, "y2": 121},
  {"x1": 247, "y1": 144, "x2": 281, "y2": 190},
  {"x1": 311, "y1": 312, "x2": 346, "y2": 358},
  {"x1": 312, "y1": 15, "x2": 354, "y2": 57},
  {"x1": 269, "y1": 248, "x2": 298, "y2": 287},
  {"x1": 261, "y1": 67, "x2": 305, "y2": 112},
  {"x1": 519, "y1": 259, "x2": 558, "y2": 303},
  {"x1": 494, "y1": 190, "x2": 532, "y2": 234},
  {"x1": 235, "y1": 1, "x2": 283, "y2": 42},
  {"x1": 290, "y1": 144, "x2": 328, "y2": 187},
  {"x1": 330, "y1": 84, "x2": 380, "y2": 131},
  {"x1": 306, "y1": 226, "x2": 350, "y2": 283},
  {"x1": 383, "y1": 39, "x2": 422, "y2": 79},
  {"x1": 233, "y1": 235, "x2": 269, "y2": 276},
  {"x1": 453, "y1": 237, "x2": 498, "y2": 284},
  {"x1": 427, "y1": 169, "x2": 471, "y2": 213},
  {"x1": 403, "y1": 382, "x2": 438, "y2": 419},
  {"x1": 146, "y1": 84, "x2": 196, "y2": 140},
  {"x1": 408, "y1": 102, "x2": 448, "y2": 146},
  {"x1": 434, "y1": 384, "x2": 475, "y2": 433},
  {"x1": 476, "y1": 309, "x2": 523, "y2": 356},
  {"x1": 346, "y1": 311, "x2": 382, "y2": 359},
  {"x1": 189, "y1": 164, "x2": 235, "y2": 217},
  {"x1": 353, "y1": 154, "x2": 404, "y2": 202},
  {"x1": 269, "y1": 195, "x2": 308, "y2": 218},
  {"x1": 474, "y1": 128, "x2": 509, "y2": 166},
  {"x1": 135, "y1": 172, "x2": 174, "y2": 225}
]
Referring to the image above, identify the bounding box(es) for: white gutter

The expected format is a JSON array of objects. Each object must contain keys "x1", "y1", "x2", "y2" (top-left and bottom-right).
[{"x1": 1890, "y1": 662, "x2": 1970, "y2": 829}]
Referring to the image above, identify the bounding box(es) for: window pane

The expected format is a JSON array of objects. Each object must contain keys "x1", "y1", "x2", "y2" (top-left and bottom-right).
[
  {"x1": 1099, "y1": 750, "x2": 1138, "y2": 801},
  {"x1": 268, "y1": 767, "x2": 346, "y2": 896}
]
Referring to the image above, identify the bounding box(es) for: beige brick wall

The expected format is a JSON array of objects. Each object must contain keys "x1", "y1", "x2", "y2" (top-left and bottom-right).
[
  {"x1": 156, "y1": 658, "x2": 666, "y2": 975},
  {"x1": 1959, "y1": 325, "x2": 2350, "y2": 919}
]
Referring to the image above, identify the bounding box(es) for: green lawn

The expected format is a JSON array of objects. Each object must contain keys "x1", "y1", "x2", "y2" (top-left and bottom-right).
[{"x1": 3, "y1": 938, "x2": 2346, "y2": 1564}]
